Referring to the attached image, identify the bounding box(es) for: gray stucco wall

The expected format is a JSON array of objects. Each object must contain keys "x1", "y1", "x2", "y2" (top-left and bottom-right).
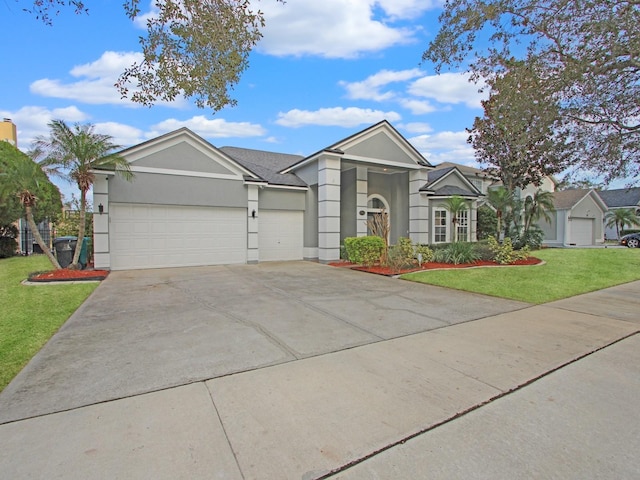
[
  {"x1": 340, "y1": 169, "x2": 357, "y2": 241},
  {"x1": 539, "y1": 211, "x2": 558, "y2": 241},
  {"x1": 131, "y1": 141, "x2": 236, "y2": 175},
  {"x1": 344, "y1": 131, "x2": 417, "y2": 165},
  {"x1": 572, "y1": 195, "x2": 604, "y2": 240},
  {"x1": 304, "y1": 185, "x2": 318, "y2": 248},
  {"x1": 109, "y1": 172, "x2": 247, "y2": 208},
  {"x1": 259, "y1": 189, "x2": 306, "y2": 210}
]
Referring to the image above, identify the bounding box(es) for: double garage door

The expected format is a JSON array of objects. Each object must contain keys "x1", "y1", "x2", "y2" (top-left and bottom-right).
[{"x1": 109, "y1": 204, "x2": 302, "y2": 270}]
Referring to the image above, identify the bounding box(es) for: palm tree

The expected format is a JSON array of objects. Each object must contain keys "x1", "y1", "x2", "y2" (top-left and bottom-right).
[
  {"x1": 486, "y1": 186, "x2": 514, "y2": 240},
  {"x1": 443, "y1": 195, "x2": 468, "y2": 243},
  {"x1": 33, "y1": 120, "x2": 133, "y2": 268},
  {"x1": 4, "y1": 149, "x2": 61, "y2": 269},
  {"x1": 605, "y1": 208, "x2": 640, "y2": 239},
  {"x1": 523, "y1": 189, "x2": 555, "y2": 234}
]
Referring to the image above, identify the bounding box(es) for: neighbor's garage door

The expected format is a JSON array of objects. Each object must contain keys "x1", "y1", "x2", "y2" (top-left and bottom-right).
[
  {"x1": 258, "y1": 210, "x2": 303, "y2": 261},
  {"x1": 571, "y1": 218, "x2": 594, "y2": 246},
  {"x1": 110, "y1": 203, "x2": 246, "y2": 270}
]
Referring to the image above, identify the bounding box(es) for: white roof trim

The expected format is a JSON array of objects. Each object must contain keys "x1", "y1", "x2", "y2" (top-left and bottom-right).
[
  {"x1": 129, "y1": 165, "x2": 242, "y2": 181},
  {"x1": 341, "y1": 154, "x2": 425, "y2": 170}
]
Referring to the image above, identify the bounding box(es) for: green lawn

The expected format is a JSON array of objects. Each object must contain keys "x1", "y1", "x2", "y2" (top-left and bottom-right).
[
  {"x1": 402, "y1": 248, "x2": 640, "y2": 304},
  {"x1": 0, "y1": 256, "x2": 98, "y2": 392}
]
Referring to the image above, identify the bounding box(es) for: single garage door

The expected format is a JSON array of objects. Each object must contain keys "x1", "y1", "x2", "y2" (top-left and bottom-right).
[
  {"x1": 110, "y1": 203, "x2": 247, "y2": 270},
  {"x1": 258, "y1": 210, "x2": 304, "y2": 261},
  {"x1": 571, "y1": 218, "x2": 594, "y2": 246}
]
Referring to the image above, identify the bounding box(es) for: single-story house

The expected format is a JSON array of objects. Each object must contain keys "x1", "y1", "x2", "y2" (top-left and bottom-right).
[
  {"x1": 539, "y1": 189, "x2": 607, "y2": 247},
  {"x1": 93, "y1": 121, "x2": 482, "y2": 270},
  {"x1": 597, "y1": 187, "x2": 640, "y2": 240}
]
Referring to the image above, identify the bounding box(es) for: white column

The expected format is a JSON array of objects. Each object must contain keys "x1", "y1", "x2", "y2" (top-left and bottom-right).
[
  {"x1": 247, "y1": 184, "x2": 259, "y2": 263},
  {"x1": 356, "y1": 166, "x2": 368, "y2": 237},
  {"x1": 92, "y1": 175, "x2": 110, "y2": 269},
  {"x1": 409, "y1": 169, "x2": 430, "y2": 244},
  {"x1": 318, "y1": 152, "x2": 341, "y2": 263}
]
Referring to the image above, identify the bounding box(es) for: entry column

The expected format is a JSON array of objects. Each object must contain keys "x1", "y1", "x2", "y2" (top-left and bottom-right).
[
  {"x1": 247, "y1": 184, "x2": 259, "y2": 263},
  {"x1": 356, "y1": 166, "x2": 368, "y2": 237},
  {"x1": 409, "y1": 168, "x2": 430, "y2": 245},
  {"x1": 318, "y1": 152, "x2": 341, "y2": 263}
]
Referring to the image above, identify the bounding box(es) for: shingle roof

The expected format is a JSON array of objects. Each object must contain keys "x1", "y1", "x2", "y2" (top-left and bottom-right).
[
  {"x1": 433, "y1": 161, "x2": 494, "y2": 178},
  {"x1": 422, "y1": 167, "x2": 455, "y2": 188},
  {"x1": 552, "y1": 189, "x2": 592, "y2": 209},
  {"x1": 597, "y1": 187, "x2": 640, "y2": 208},
  {"x1": 220, "y1": 146, "x2": 307, "y2": 187},
  {"x1": 420, "y1": 167, "x2": 480, "y2": 196},
  {"x1": 428, "y1": 185, "x2": 480, "y2": 197}
]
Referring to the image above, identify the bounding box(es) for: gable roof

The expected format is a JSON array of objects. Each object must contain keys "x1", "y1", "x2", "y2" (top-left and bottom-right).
[
  {"x1": 420, "y1": 166, "x2": 482, "y2": 197},
  {"x1": 220, "y1": 146, "x2": 307, "y2": 188},
  {"x1": 113, "y1": 127, "x2": 258, "y2": 180},
  {"x1": 282, "y1": 120, "x2": 432, "y2": 173},
  {"x1": 597, "y1": 187, "x2": 640, "y2": 208},
  {"x1": 553, "y1": 189, "x2": 607, "y2": 211}
]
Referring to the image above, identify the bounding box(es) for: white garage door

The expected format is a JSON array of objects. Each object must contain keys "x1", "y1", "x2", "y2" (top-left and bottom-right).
[
  {"x1": 571, "y1": 218, "x2": 594, "y2": 246},
  {"x1": 258, "y1": 210, "x2": 304, "y2": 261},
  {"x1": 110, "y1": 203, "x2": 246, "y2": 270}
]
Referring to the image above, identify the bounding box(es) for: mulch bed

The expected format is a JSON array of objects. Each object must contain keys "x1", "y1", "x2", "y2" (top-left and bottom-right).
[
  {"x1": 28, "y1": 268, "x2": 110, "y2": 283},
  {"x1": 329, "y1": 257, "x2": 542, "y2": 277}
]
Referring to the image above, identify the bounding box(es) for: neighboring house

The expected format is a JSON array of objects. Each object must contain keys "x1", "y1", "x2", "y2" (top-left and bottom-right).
[
  {"x1": 539, "y1": 189, "x2": 607, "y2": 247},
  {"x1": 93, "y1": 121, "x2": 483, "y2": 270},
  {"x1": 597, "y1": 187, "x2": 640, "y2": 240}
]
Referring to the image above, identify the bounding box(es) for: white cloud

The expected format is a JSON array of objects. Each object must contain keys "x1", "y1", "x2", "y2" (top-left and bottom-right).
[
  {"x1": 30, "y1": 51, "x2": 187, "y2": 108},
  {"x1": 398, "y1": 98, "x2": 437, "y2": 114},
  {"x1": 409, "y1": 130, "x2": 476, "y2": 165},
  {"x1": 258, "y1": 0, "x2": 416, "y2": 58},
  {"x1": 376, "y1": 0, "x2": 443, "y2": 19},
  {"x1": 94, "y1": 122, "x2": 146, "y2": 148},
  {"x1": 0, "y1": 106, "x2": 91, "y2": 149},
  {"x1": 408, "y1": 72, "x2": 487, "y2": 109},
  {"x1": 276, "y1": 107, "x2": 401, "y2": 128},
  {"x1": 149, "y1": 116, "x2": 266, "y2": 139},
  {"x1": 399, "y1": 122, "x2": 433, "y2": 134},
  {"x1": 340, "y1": 68, "x2": 423, "y2": 101}
]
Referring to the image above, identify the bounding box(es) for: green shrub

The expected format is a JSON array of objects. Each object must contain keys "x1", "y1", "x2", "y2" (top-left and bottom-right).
[
  {"x1": 473, "y1": 240, "x2": 495, "y2": 261},
  {"x1": 387, "y1": 237, "x2": 416, "y2": 271},
  {"x1": 0, "y1": 225, "x2": 18, "y2": 258},
  {"x1": 511, "y1": 224, "x2": 544, "y2": 249},
  {"x1": 344, "y1": 236, "x2": 386, "y2": 266},
  {"x1": 415, "y1": 244, "x2": 434, "y2": 265},
  {"x1": 432, "y1": 242, "x2": 479, "y2": 265},
  {"x1": 487, "y1": 236, "x2": 530, "y2": 264}
]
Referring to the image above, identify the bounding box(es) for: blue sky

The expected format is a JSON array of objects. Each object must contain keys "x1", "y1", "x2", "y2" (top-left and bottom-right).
[{"x1": 1, "y1": 0, "x2": 518, "y2": 200}]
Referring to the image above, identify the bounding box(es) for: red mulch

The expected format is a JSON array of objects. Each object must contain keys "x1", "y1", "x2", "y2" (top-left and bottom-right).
[
  {"x1": 28, "y1": 268, "x2": 110, "y2": 282},
  {"x1": 331, "y1": 257, "x2": 542, "y2": 277}
]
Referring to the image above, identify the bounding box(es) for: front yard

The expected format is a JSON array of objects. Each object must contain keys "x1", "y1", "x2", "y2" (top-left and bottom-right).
[
  {"x1": 402, "y1": 248, "x2": 640, "y2": 304},
  {"x1": 0, "y1": 256, "x2": 98, "y2": 392}
]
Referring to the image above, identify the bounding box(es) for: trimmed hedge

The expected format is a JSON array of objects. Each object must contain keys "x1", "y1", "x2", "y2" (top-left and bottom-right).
[{"x1": 344, "y1": 236, "x2": 386, "y2": 266}]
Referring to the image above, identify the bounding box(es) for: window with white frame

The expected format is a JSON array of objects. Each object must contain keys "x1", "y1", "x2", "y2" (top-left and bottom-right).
[
  {"x1": 434, "y1": 209, "x2": 447, "y2": 243},
  {"x1": 457, "y1": 209, "x2": 469, "y2": 241}
]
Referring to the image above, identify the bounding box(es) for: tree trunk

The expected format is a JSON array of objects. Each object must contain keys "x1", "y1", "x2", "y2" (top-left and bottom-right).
[
  {"x1": 71, "y1": 188, "x2": 87, "y2": 269},
  {"x1": 26, "y1": 206, "x2": 61, "y2": 269}
]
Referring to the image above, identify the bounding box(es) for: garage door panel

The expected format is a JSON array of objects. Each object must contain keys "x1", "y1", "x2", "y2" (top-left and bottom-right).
[
  {"x1": 110, "y1": 203, "x2": 247, "y2": 270},
  {"x1": 259, "y1": 210, "x2": 303, "y2": 262},
  {"x1": 571, "y1": 218, "x2": 594, "y2": 246}
]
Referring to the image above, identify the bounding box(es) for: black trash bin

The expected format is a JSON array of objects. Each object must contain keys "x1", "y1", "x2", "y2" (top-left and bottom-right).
[{"x1": 53, "y1": 236, "x2": 77, "y2": 268}]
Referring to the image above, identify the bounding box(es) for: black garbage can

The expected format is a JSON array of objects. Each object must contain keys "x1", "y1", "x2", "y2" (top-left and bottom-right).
[{"x1": 53, "y1": 236, "x2": 77, "y2": 268}]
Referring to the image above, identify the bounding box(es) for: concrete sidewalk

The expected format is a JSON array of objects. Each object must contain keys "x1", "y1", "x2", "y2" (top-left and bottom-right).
[{"x1": 1, "y1": 279, "x2": 639, "y2": 479}]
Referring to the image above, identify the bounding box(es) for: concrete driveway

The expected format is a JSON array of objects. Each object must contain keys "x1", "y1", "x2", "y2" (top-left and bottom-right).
[
  {"x1": 0, "y1": 261, "x2": 528, "y2": 423},
  {"x1": 1, "y1": 262, "x2": 639, "y2": 479}
]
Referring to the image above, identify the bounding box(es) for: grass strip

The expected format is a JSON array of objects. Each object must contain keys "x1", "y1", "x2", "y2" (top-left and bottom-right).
[
  {"x1": 0, "y1": 256, "x2": 98, "y2": 392},
  {"x1": 402, "y1": 248, "x2": 640, "y2": 304}
]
